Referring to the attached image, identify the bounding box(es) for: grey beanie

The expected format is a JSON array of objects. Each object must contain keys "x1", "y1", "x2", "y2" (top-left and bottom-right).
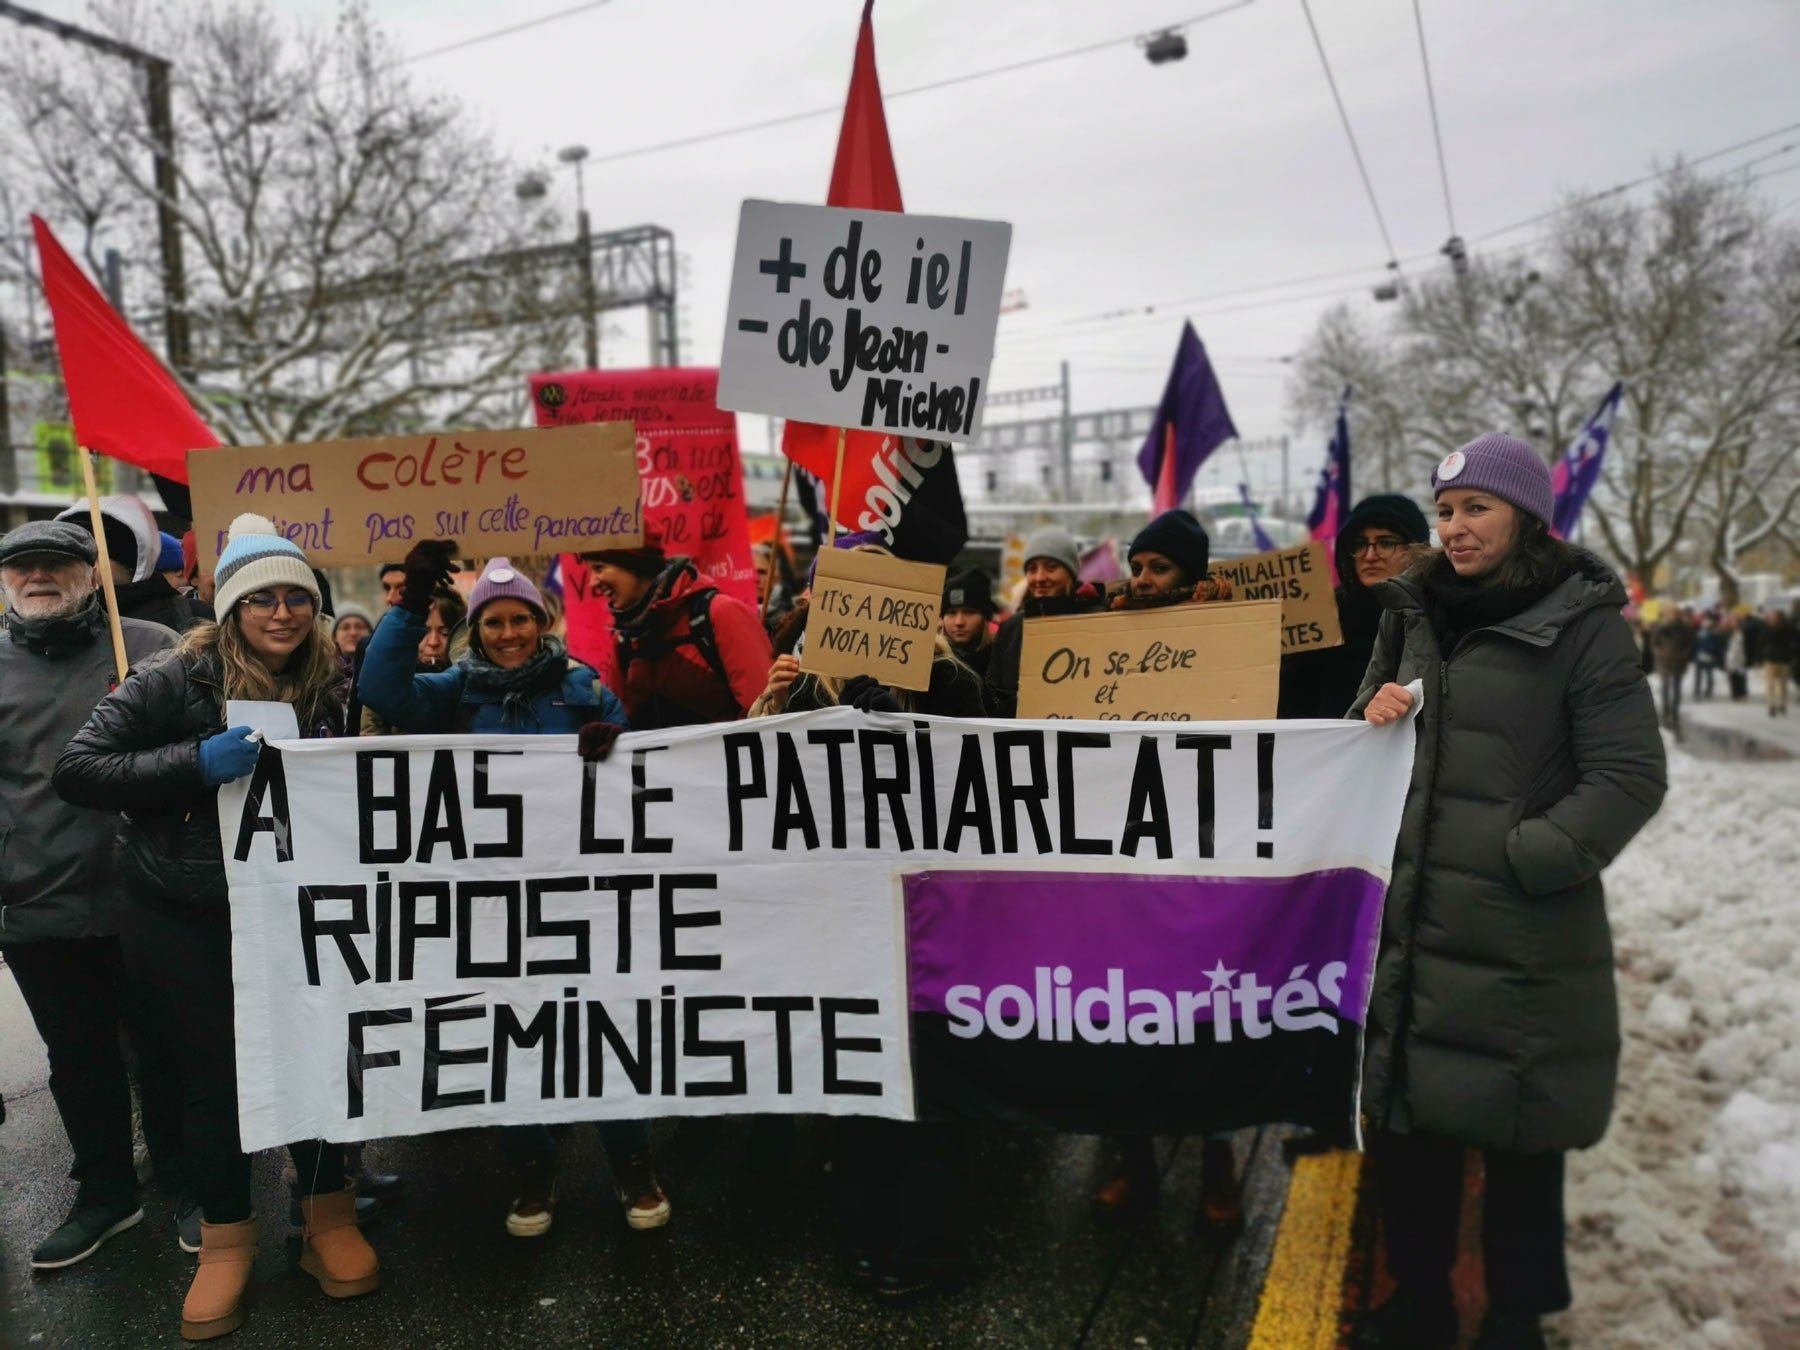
[
  {"x1": 0, "y1": 519, "x2": 99, "y2": 568},
  {"x1": 1021, "y1": 525, "x2": 1080, "y2": 577}
]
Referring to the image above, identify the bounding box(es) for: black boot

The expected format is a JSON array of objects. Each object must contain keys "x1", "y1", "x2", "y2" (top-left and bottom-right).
[
  {"x1": 1472, "y1": 1309, "x2": 1547, "y2": 1350},
  {"x1": 1351, "y1": 1289, "x2": 1458, "y2": 1350}
]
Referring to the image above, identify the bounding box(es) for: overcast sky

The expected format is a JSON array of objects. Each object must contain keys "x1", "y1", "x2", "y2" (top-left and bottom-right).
[{"x1": 30, "y1": 0, "x2": 1800, "y2": 464}]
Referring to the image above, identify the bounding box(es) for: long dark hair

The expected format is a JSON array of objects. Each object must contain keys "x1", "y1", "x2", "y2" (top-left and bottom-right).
[{"x1": 1407, "y1": 511, "x2": 1575, "y2": 591}]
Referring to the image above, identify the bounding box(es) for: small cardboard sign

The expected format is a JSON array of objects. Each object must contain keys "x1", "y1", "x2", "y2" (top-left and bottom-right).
[
  {"x1": 1208, "y1": 541, "x2": 1344, "y2": 655},
  {"x1": 800, "y1": 547, "x2": 948, "y2": 693},
  {"x1": 188, "y1": 422, "x2": 641, "y2": 570},
  {"x1": 1017, "y1": 600, "x2": 1282, "y2": 721},
  {"x1": 717, "y1": 200, "x2": 1012, "y2": 444}
]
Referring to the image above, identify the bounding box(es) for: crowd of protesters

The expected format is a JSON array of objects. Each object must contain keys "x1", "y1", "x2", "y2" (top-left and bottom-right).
[
  {"x1": 1631, "y1": 596, "x2": 1799, "y2": 733},
  {"x1": 0, "y1": 427, "x2": 1711, "y2": 1347}
]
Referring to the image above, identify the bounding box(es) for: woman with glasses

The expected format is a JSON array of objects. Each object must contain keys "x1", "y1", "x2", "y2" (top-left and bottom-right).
[
  {"x1": 55, "y1": 514, "x2": 377, "y2": 1341},
  {"x1": 1278, "y1": 495, "x2": 1430, "y2": 721},
  {"x1": 356, "y1": 543, "x2": 670, "y2": 1243}
]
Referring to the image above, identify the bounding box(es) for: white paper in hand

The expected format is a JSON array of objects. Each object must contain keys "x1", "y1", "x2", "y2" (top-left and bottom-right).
[{"x1": 226, "y1": 700, "x2": 299, "y2": 743}]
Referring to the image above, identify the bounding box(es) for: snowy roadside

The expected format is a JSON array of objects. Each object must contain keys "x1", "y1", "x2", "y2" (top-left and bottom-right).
[{"x1": 1550, "y1": 739, "x2": 1800, "y2": 1349}]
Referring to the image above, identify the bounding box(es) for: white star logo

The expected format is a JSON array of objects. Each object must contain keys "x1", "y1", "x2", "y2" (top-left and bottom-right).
[{"x1": 1204, "y1": 959, "x2": 1237, "y2": 989}]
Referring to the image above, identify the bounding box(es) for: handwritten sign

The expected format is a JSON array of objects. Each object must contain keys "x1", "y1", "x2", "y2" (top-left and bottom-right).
[
  {"x1": 717, "y1": 200, "x2": 1012, "y2": 444},
  {"x1": 532, "y1": 367, "x2": 730, "y2": 432},
  {"x1": 801, "y1": 547, "x2": 947, "y2": 692},
  {"x1": 1016, "y1": 600, "x2": 1282, "y2": 721},
  {"x1": 1209, "y1": 541, "x2": 1344, "y2": 655},
  {"x1": 188, "y1": 423, "x2": 641, "y2": 570}
]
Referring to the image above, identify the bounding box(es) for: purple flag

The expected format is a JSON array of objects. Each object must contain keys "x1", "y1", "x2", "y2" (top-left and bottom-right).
[
  {"x1": 1239, "y1": 484, "x2": 1278, "y2": 552},
  {"x1": 1307, "y1": 388, "x2": 1352, "y2": 581},
  {"x1": 1137, "y1": 322, "x2": 1239, "y2": 512},
  {"x1": 1551, "y1": 381, "x2": 1624, "y2": 540}
]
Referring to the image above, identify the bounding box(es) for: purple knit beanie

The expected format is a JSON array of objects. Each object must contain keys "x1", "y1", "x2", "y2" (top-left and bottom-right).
[
  {"x1": 1431, "y1": 433, "x2": 1554, "y2": 525},
  {"x1": 468, "y1": 557, "x2": 546, "y2": 622}
]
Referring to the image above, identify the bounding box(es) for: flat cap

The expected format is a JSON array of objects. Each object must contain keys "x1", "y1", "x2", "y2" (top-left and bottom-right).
[{"x1": 0, "y1": 519, "x2": 100, "y2": 568}]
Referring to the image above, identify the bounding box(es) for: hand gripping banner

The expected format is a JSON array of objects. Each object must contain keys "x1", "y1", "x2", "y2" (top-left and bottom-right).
[{"x1": 218, "y1": 709, "x2": 1415, "y2": 1150}]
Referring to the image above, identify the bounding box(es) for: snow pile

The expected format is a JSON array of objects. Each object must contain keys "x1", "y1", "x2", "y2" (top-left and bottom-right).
[{"x1": 1550, "y1": 745, "x2": 1800, "y2": 1349}]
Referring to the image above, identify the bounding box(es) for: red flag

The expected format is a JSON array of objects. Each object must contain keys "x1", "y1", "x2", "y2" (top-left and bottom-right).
[
  {"x1": 779, "y1": 0, "x2": 903, "y2": 531},
  {"x1": 32, "y1": 215, "x2": 218, "y2": 483}
]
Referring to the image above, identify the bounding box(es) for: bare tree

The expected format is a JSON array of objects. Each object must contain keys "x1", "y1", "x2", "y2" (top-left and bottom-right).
[
  {"x1": 0, "y1": 0, "x2": 583, "y2": 447},
  {"x1": 1288, "y1": 168, "x2": 1800, "y2": 595}
]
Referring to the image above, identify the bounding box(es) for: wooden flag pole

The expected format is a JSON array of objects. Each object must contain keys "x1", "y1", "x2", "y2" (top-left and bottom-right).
[
  {"x1": 826, "y1": 425, "x2": 849, "y2": 546},
  {"x1": 760, "y1": 458, "x2": 795, "y2": 621},
  {"x1": 80, "y1": 448, "x2": 130, "y2": 684}
]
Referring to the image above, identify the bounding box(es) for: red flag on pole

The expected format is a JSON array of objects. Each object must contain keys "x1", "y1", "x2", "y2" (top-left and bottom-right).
[
  {"x1": 778, "y1": 0, "x2": 903, "y2": 530},
  {"x1": 32, "y1": 215, "x2": 218, "y2": 483}
]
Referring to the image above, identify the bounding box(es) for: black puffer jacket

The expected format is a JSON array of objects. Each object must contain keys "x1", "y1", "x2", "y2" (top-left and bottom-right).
[
  {"x1": 54, "y1": 646, "x2": 342, "y2": 911},
  {"x1": 982, "y1": 589, "x2": 1106, "y2": 718},
  {"x1": 1351, "y1": 549, "x2": 1665, "y2": 1152}
]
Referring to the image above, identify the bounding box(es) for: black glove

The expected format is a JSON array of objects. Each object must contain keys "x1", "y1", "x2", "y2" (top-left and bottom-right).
[
  {"x1": 841, "y1": 675, "x2": 901, "y2": 714},
  {"x1": 399, "y1": 540, "x2": 459, "y2": 615},
  {"x1": 578, "y1": 721, "x2": 625, "y2": 763}
]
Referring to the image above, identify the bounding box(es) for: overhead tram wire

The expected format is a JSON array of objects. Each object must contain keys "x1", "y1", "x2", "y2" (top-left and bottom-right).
[
  {"x1": 579, "y1": 1, "x2": 1257, "y2": 168},
  {"x1": 1412, "y1": 0, "x2": 1457, "y2": 236},
  {"x1": 1298, "y1": 0, "x2": 1401, "y2": 269},
  {"x1": 387, "y1": 0, "x2": 614, "y2": 69}
]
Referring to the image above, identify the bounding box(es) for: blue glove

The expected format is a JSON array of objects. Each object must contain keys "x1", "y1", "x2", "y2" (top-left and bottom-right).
[{"x1": 199, "y1": 726, "x2": 262, "y2": 786}]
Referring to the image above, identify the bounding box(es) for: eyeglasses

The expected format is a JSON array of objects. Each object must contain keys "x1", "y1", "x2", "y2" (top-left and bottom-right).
[
  {"x1": 1351, "y1": 538, "x2": 1407, "y2": 558},
  {"x1": 239, "y1": 591, "x2": 314, "y2": 615}
]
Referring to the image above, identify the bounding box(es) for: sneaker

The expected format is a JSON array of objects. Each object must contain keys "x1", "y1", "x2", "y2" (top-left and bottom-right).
[
  {"x1": 175, "y1": 1197, "x2": 202, "y2": 1255},
  {"x1": 1093, "y1": 1137, "x2": 1158, "y2": 1224},
  {"x1": 506, "y1": 1158, "x2": 557, "y2": 1237},
  {"x1": 1350, "y1": 1289, "x2": 1458, "y2": 1350},
  {"x1": 30, "y1": 1198, "x2": 144, "y2": 1270},
  {"x1": 613, "y1": 1152, "x2": 671, "y2": 1230}
]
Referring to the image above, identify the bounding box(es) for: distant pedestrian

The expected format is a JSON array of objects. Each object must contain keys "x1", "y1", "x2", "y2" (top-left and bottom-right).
[
  {"x1": 1691, "y1": 614, "x2": 1723, "y2": 700},
  {"x1": 1762, "y1": 610, "x2": 1796, "y2": 716},
  {"x1": 1650, "y1": 610, "x2": 1695, "y2": 734},
  {"x1": 1353, "y1": 434, "x2": 1666, "y2": 1350},
  {"x1": 1724, "y1": 618, "x2": 1749, "y2": 701}
]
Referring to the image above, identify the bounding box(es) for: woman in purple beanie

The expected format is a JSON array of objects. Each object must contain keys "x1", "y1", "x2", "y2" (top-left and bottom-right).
[{"x1": 1351, "y1": 434, "x2": 1667, "y2": 1350}]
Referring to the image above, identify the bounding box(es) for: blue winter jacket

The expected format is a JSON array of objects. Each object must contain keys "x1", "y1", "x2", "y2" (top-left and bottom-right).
[{"x1": 357, "y1": 607, "x2": 628, "y2": 736}]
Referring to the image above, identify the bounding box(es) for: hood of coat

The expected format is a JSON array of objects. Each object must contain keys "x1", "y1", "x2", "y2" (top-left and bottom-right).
[
  {"x1": 614, "y1": 556, "x2": 706, "y2": 634},
  {"x1": 1376, "y1": 546, "x2": 1626, "y2": 648},
  {"x1": 55, "y1": 494, "x2": 161, "y2": 583}
]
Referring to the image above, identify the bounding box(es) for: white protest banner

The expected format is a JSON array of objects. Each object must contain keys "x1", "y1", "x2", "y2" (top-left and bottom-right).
[
  {"x1": 220, "y1": 709, "x2": 1416, "y2": 1149},
  {"x1": 716, "y1": 200, "x2": 1012, "y2": 443}
]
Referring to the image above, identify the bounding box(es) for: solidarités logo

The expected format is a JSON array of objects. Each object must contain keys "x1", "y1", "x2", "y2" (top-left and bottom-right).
[{"x1": 941, "y1": 962, "x2": 1348, "y2": 1046}]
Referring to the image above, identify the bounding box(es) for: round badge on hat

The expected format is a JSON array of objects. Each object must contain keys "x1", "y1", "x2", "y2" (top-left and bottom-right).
[
  {"x1": 1436, "y1": 450, "x2": 1466, "y2": 481},
  {"x1": 487, "y1": 567, "x2": 516, "y2": 583}
]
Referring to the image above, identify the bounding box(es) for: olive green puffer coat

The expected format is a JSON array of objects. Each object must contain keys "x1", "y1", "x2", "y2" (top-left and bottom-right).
[{"x1": 1351, "y1": 550, "x2": 1665, "y2": 1153}]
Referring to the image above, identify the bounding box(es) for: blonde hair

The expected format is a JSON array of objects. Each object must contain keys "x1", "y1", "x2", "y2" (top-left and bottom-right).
[{"x1": 178, "y1": 615, "x2": 343, "y2": 718}]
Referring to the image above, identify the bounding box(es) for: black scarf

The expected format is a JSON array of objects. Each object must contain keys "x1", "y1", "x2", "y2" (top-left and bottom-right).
[
  {"x1": 3, "y1": 599, "x2": 101, "y2": 658},
  {"x1": 612, "y1": 558, "x2": 695, "y2": 639},
  {"x1": 461, "y1": 636, "x2": 570, "y2": 729},
  {"x1": 1421, "y1": 557, "x2": 1567, "y2": 654}
]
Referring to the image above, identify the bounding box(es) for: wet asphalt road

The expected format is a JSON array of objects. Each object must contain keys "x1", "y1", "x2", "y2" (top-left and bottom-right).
[{"x1": 0, "y1": 965, "x2": 1286, "y2": 1349}]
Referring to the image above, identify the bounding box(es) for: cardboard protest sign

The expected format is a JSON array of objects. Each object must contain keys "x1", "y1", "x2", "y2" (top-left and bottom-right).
[
  {"x1": 717, "y1": 200, "x2": 1011, "y2": 443},
  {"x1": 801, "y1": 547, "x2": 947, "y2": 692},
  {"x1": 1016, "y1": 600, "x2": 1282, "y2": 722},
  {"x1": 219, "y1": 709, "x2": 1416, "y2": 1147},
  {"x1": 189, "y1": 423, "x2": 640, "y2": 569},
  {"x1": 1209, "y1": 541, "x2": 1344, "y2": 655}
]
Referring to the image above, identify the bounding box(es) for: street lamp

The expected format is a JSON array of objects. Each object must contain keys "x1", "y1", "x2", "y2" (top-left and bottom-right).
[{"x1": 556, "y1": 144, "x2": 598, "y2": 369}]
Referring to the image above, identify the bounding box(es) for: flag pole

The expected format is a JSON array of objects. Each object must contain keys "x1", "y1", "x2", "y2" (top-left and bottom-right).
[
  {"x1": 80, "y1": 448, "x2": 130, "y2": 684},
  {"x1": 760, "y1": 458, "x2": 795, "y2": 621},
  {"x1": 826, "y1": 425, "x2": 849, "y2": 546}
]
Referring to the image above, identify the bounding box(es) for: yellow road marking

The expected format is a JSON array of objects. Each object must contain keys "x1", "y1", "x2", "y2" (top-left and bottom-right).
[{"x1": 1247, "y1": 1149, "x2": 1364, "y2": 1350}]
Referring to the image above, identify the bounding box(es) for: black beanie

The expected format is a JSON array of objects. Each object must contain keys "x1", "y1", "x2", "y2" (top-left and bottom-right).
[
  {"x1": 1128, "y1": 509, "x2": 1210, "y2": 584},
  {"x1": 942, "y1": 565, "x2": 996, "y2": 616},
  {"x1": 1335, "y1": 494, "x2": 1429, "y2": 581}
]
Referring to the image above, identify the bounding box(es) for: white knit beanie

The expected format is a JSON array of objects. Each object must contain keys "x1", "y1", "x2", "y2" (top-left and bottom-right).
[{"x1": 213, "y1": 513, "x2": 321, "y2": 617}]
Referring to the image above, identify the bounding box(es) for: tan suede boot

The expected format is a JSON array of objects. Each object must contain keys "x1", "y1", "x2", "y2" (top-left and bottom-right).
[
  {"x1": 298, "y1": 1188, "x2": 379, "y2": 1298},
  {"x1": 181, "y1": 1217, "x2": 257, "y2": 1341}
]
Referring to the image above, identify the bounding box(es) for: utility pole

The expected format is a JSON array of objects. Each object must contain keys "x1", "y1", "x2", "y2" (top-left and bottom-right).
[
  {"x1": 1059, "y1": 360, "x2": 1073, "y2": 498},
  {"x1": 0, "y1": 320, "x2": 15, "y2": 496},
  {"x1": 558, "y1": 144, "x2": 599, "y2": 369},
  {"x1": 0, "y1": 3, "x2": 190, "y2": 373}
]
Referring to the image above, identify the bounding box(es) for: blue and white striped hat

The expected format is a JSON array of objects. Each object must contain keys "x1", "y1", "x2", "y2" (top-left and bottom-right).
[{"x1": 213, "y1": 513, "x2": 319, "y2": 617}]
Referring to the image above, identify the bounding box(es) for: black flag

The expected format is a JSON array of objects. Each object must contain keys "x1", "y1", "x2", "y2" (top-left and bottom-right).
[{"x1": 838, "y1": 436, "x2": 968, "y2": 564}]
